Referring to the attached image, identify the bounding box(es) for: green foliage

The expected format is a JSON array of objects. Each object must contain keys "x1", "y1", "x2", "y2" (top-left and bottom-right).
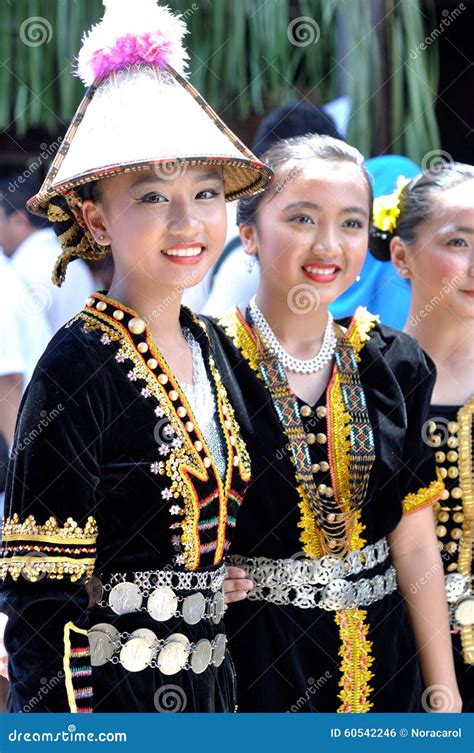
[{"x1": 0, "y1": 0, "x2": 440, "y2": 160}]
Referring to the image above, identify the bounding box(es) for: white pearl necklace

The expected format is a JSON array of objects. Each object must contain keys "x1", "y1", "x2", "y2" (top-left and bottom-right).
[{"x1": 249, "y1": 296, "x2": 337, "y2": 374}]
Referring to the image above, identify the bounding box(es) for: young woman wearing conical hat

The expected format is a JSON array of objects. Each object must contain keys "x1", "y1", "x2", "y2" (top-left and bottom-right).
[{"x1": 0, "y1": 0, "x2": 271, "y2": 713}]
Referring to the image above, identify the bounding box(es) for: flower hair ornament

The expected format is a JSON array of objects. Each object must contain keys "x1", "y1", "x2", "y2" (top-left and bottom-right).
[{"x1": 372, "y1": 175, "x2": 413, "y2": 236}]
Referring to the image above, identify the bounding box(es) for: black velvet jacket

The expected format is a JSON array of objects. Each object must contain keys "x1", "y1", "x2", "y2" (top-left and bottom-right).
[
  {"x1": 1, "y1": 292, "x2": 250, "y2": 712},
  {"x1": 203, "y1": 306, "x2": 444, "y2": 713}
]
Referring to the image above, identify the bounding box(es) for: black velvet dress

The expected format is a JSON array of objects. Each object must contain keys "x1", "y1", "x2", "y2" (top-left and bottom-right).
[
  {"x1": 0, "y1": 292, "x2": 251, "y2": 713},
  {"x1": 203, "y1": 306, "x2": 444, "y2": 713},
  {"x1": 427, "y1": 402, "x2": 474, "y2": 713}
]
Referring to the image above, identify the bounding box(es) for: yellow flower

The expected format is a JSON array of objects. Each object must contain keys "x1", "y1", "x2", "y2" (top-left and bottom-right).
[{"x1": 372, "y1": 175, "x2": 413, "y2": 233}]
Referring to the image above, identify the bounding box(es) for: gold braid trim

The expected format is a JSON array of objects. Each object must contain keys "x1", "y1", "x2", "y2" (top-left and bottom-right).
[
  {"x1": 3, "y1": 513, "x2": 98, "y2": 544},
  {"x1": 457, "y1": 397, "x2": 474, "y2": 664},
  {"x1": 326, "y1": 307, "x2": 379, "y2": 554},
  {"x1": 1, "y1": 556, "x2": 95, "y2": 583},
  {"x1": 50, "y1": 191, "x2": 110, "y2": 287},
  {"x1": 348, "y1": 306, "x2": 380, "y2": 362},
  {"x1": 217, "y1": 307, "x2": 262, "y2": 376},
  {"x1": 47, "y1": 204, "x2": 70, "y2": 222},
  {"x1": 401, "y1": 468, "x2": 444, "y2": 516},
  {"x1": 335, "y1": 608, "x2": 374, "y2": 713},
  {"x1": 297, "y1": 484, "x2": 323, "y2": 558}
]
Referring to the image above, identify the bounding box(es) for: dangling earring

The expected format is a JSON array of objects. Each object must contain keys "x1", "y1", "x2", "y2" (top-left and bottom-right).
[{"x1": 245, "y1": 254, "x2": 257, "y2": 273}]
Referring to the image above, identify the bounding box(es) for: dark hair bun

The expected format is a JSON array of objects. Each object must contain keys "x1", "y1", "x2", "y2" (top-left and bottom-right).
[{"x1": 368, "y1": 225, "x2": 393, "y2": 261}]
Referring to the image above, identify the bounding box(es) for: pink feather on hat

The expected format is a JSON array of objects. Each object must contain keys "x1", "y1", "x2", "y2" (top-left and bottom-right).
[{"x1": 76, "y1": 0, "x2": 189, "y2": 86}]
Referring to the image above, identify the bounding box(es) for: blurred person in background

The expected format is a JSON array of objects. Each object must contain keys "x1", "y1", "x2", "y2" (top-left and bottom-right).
[
  {"x1": 372, "y1": 162, "x2": 474, "y2": 711},
  {"x1": 202, "y1": 100, "x2": 420, "y2": 330},
  {"x1": 0, "y1": 181, "x2": 94, "y2": 334}
]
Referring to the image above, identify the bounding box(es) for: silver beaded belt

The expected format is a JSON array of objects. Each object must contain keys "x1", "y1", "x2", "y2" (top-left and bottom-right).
[
  {"x1": 229, "y1": 537, "x2": 398, "y2": 611},
  {"x1": 88, "y1": 623, "x2": 227, "y2": 675},
  {"x1": 85, "y1": 564, "x2": 226, "y2": 626},
  {"x1": 445, "y1": 573, "x2": 474, "y2": 627}
]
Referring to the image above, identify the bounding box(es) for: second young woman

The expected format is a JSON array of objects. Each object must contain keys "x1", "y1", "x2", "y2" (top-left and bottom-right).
[{"x1": 207, "y1": 135, "x2": 461, "y2": 712}]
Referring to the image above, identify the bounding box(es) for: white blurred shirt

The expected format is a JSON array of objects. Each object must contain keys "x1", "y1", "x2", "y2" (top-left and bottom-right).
[
  {"x1": 0, "y1": 253, "x2": 52, "y2": 388},
  {"x1": 11, "y1": 228, "x2": 95, "y2": 333}
]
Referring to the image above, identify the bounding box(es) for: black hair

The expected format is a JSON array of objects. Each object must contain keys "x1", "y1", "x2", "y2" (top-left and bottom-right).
[
  {"x1": 369, "y1": 162, "x2": 474, "y2": 261},
  {"x1": 78, "y1": 180, "x2": 102, "y2": 202},
  {"x1": 0, "y1": 179, "x2": 46, "y2": 230},
  {"x1": 252, "y1": 100, "x2": 343, "y2": 157},
  {"x1": 237, "y1": 134, "x2": 373, "y2": 227}
]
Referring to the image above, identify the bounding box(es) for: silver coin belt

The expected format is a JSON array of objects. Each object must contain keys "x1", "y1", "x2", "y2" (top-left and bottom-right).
[
  {"x1": 87, "y1": 563, "x2": 226, "y2": 626},
  {"x1": 445, "y1": 573, "x2": 474, "y2": 627},
  {"x1": 88, "y1": 623, "x2": 228, "y2": 676},
  {"x1": 229, "y1": 537, "x2": 398, "y2": 611}
]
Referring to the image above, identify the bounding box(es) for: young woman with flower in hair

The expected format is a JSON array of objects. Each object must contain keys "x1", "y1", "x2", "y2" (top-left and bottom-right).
[
  {"x1": 208, "y1": 135, "x2": 461, "y2": 712},
  {"x1": 372, "y1": 163, "x2": 474, "y2": 712}
]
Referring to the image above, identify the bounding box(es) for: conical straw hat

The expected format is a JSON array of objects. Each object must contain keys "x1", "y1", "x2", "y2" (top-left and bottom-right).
[
  {"x1": 28, "y1": 1, "x2": 271, "y2": 216},
  {"x1": 26, "y1": 1, "x2": 272, "y2": 285}
]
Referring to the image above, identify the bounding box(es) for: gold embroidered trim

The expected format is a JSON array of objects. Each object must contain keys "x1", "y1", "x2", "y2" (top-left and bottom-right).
[
  {"x1": 457, "y1": 397, "x2": 474, "y2": 664},
  {"x1": 347, "y1": 306, "x2": 380, "y2": 362},
  {"x1": 220, "y1": 306, "x2": 378, "y2": 557},
  {"x1": 297, "y1": 484, "x2": 323, "y2": 559},
  {"x1": 218, "y1": 307, "x2": 262, "y2": 376},
  {"x1": 325, "y1": 308, "x2": 379, "y2": 554},
  {"x1": 401, "y1": 468, "x2": 444, "y2": 515},
  {"x1": 77, "y1": 301, "x2": 249, "y2": 569},
  {"x1": 335, "y1": 608, "x2": 374, "y2": 713},
  {"x1": 2, "y1": 513, "x2": 98, "y2": 545},
  {"x1": 1, "y1": 556, "x2": 95, "y2": 583}
]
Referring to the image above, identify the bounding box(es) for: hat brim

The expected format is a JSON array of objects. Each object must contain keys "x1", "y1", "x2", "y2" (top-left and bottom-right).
[{"x1": 27, "y1": 64, "x2": 273, "y2": 217}]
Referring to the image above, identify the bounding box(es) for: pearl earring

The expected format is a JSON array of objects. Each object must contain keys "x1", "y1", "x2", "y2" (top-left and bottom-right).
[
  {"x1": 99, "y1": 234, "x2": 105, "y2": 241},
  {"x1": 400, "y1": 267, "x2": 409, "y2": 276},
  {"x1": 245, "y1": 255, "x2": 257, "y2": 273},
  {"x1": 355, "y1": 275, "x2": 361, "y2": 282}
]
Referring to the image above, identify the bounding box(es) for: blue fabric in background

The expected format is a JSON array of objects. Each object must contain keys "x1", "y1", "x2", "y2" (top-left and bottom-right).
[{"x1": 329, "y1": 155, "x2": 420, "y2": 329}]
